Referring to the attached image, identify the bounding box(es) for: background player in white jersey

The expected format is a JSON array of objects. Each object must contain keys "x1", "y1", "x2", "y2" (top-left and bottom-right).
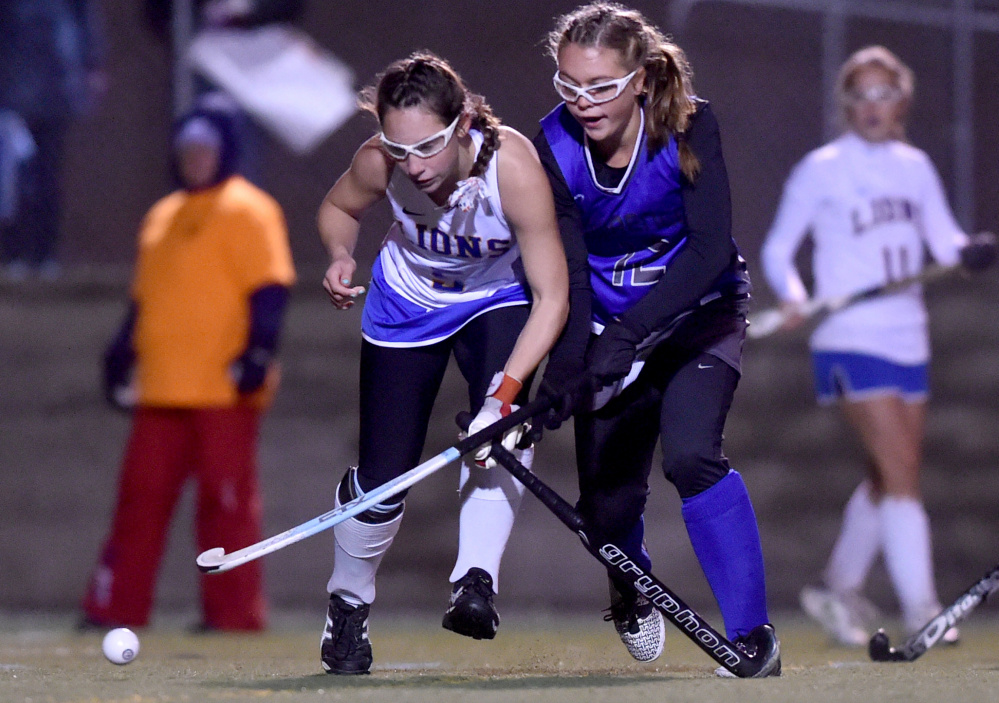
[
  {"x1": 761, "y1": 45, "x2": 993, "y2": 647},
  {"x1": 316, "y1": 52, "x2": 568, "y2": 674}
]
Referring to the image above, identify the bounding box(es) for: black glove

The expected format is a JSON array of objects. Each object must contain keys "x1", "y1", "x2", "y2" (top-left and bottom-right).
[
  {"x1": 232, "y1": 284, "x2": 290, "y2": 394},
  {"x1": 586, "y1": 319, "x2": 644, "y2": 386},
  {"x1": 103, "y1": 342, "x2": 135, "y2": 410},
  {"x1": 536, "y1": 370, "x2": 584, "y2": 432},
  {"x1": 960, "y1": 231, "x2": 997, "y2": 272},
  {"x1": 231, "y1": 347, "x2": 271, "y2": 394},
  {"x1": 102, "y1": 303, "x2": 137, "y2": 412}
]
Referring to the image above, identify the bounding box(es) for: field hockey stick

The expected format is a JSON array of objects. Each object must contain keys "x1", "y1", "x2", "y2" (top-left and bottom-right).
[
  {"x1": 460, "y1": 415, "x2": 780, "y2": 678},
  {"x1": 195, "y1": 392, "x2": 555, "y2": 574},
  {"x1": 747, "y1": 263, "x2": 960, "y2": 339},
  {"x1": 869, "y1": 564, "x2": 999, "y2": 662}
]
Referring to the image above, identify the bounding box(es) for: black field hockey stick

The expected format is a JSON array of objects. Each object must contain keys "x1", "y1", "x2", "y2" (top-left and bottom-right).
[
  {"x1": 460, "y1": 415, "x2": 780, "y2": 678},
  {"x1": 195, "y1": 392, "x2": 556, "y2": 574},
  {"x1": 869, "y1": 564, "x2": 999, "y2": 662}
]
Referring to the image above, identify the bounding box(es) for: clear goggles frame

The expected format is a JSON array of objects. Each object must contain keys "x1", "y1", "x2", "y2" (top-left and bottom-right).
[
  {"x1": 848, "y1": 85, "x2": 903, "y2": 104},
  {"x1": 552, "y1": 68, "x2": 639, "y2": 105},
  {"x1": 379, "y1": 114, "x2": 461, "y2": 161}
]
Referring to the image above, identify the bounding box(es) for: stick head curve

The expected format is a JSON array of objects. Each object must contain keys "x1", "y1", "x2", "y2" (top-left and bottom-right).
[
  {"x1": 196, "y1": 547, "x2": 227, "y2": 573},
  {"x1": 868, "y1": 629, "x2": 904, "y2": 661}
]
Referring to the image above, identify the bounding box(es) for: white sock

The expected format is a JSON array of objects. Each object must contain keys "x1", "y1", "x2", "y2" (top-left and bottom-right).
[
  {"x1": 448, "y1": 446, "x2": 530, "y2": 592},
  {"x1": 824, "y1": 482, "x2": 881, "y2": 594},
  {"x1": 879, "y1": 495, "x2": 940, "y2": 629},
  {"x1": 326, "y1": 496, "x2": 404, "y2": 605}
]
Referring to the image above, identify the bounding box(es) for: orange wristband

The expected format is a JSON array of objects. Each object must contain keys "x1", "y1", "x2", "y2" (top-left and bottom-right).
[{"x1": 490, "y1": 373, "x2": 523, "y2": 406}]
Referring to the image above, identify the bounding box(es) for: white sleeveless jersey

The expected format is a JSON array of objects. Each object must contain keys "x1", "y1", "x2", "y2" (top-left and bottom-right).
[
  {"x1": 361, "y1": 130, "x2": 529, "y2": 347},
  {"x1": 761, "y1": 132, "x2": 967, "y2": 364}
]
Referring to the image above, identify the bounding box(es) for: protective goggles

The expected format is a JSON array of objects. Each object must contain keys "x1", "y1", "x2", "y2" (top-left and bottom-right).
[
  {"x1": 552, "y1": 68, "x2": 639, "y2": 105},
  {"x1": 379, "y1": 114, "x2": 461, "y2": 161},
  {"x1": 848, "y1": 85, "x2": 903, "y2": 104}
]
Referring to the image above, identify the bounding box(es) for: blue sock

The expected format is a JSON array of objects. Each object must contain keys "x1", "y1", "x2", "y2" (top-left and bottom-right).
[
  {"x1": 681, "y1": 470, "x2": 769, "y2": 639},
  {"x1": 619, "y1": 515, "x2": 652, "y2": 573},
  {"x1": 606, "y1": 515, "x2": 653, "y2": 594}
]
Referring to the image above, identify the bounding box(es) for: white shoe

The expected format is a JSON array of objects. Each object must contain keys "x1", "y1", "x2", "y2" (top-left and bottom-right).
[
  {"x1": 800, "y1": 585, "x2": 874, "y2": 647},
  {"x1": 606, "y1": 581, "x2": 665, "y2": 662}
]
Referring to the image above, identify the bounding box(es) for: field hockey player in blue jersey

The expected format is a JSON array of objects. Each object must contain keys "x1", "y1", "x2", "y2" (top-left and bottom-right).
[
  {"x1": 531, "y1": 2, "x2": 779, "y2": 676},
  {"x1": 316, "y1": 52, "x2": 568, "y2": 675}
]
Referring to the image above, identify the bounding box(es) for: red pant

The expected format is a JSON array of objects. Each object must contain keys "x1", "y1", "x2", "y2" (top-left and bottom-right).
[{"x1": 82, "y1": 406, "x2": 267, "y2": 630}]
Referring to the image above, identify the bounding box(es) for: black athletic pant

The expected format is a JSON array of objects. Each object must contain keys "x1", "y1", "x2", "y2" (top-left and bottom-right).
[
  {"x1": 574, "y1": 322, "x2": 742, "y2": 546},
  {"x1": 355, "y1": 304, "x2": 531, "y2": 495}
]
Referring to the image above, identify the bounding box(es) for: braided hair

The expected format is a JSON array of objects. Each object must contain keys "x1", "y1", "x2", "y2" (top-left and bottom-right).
[
  {"x1": 547, "y1": 2, "x2": 701, "y2": 181},
  {"x1": 359, "y1": 51, "x2": 501, "y2": 179}
]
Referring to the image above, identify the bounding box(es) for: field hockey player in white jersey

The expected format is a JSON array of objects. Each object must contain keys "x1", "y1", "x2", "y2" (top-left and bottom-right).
[
  {"x1": 316, "y1": 52, "x2": 568, "y2": 675},
  {"x1": 761, "y1": 45, "x2": 995, "y2": 647}
]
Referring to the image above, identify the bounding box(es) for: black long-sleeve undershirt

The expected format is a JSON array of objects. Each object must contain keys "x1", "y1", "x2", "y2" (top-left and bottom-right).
[
  {"x1": 533, "y1": 100, "x2": 738, "y2": 367},
  {"x1": 533, "y1": 126, "x2": 592, "y2": 389}
]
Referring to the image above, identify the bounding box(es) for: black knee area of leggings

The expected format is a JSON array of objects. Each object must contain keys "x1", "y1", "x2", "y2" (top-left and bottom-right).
[
  {"x1": 662, "y1": 449, "x2": 730, "y2": 500},
  {"x1": 576, "y1": 483, "x2": 647, "y2": 542},
  {"x1": 337, "y1": 467, "x2": 405, "y2": 525}
]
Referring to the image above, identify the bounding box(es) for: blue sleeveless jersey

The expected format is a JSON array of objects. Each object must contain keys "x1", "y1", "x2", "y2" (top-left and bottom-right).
[{"x1": 541, "y1": 104, "x2": 690, "y2": 327}]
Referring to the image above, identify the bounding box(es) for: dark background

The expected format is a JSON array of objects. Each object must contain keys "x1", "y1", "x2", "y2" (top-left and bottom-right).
[{"x1": 2, "y1": 0, "x2": 997, "y2": 625}]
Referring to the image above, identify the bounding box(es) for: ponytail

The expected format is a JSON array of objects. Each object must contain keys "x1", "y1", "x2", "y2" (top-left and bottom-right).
[
  {"x1": 548, "y1": 2, "x2": 700, "y2": 181},
  {"x1": 642, "y1": 44, "x2": 699, "y2": 180}
]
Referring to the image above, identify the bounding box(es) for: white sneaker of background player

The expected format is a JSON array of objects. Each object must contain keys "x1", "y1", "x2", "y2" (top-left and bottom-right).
[
  {"x1": 799, "y1": 585, "x2": 874, "y2": 647},
  {"x1": 906, "y1": 602, "x2": 960, "y2": 645}
]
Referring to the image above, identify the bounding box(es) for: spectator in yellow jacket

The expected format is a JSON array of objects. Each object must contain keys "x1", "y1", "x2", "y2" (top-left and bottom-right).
[{"x1": 81, "y1": 105, "x2": 295, "y2": 631}]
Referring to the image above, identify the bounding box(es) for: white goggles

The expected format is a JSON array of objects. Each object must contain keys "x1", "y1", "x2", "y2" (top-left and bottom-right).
[
  {"x1": 553, "y1": 68, "x2": 639, "y2": 105},
  {"x1": 848, "y1": 85, "x2": 903, "y2": 104},
  {"x1": 379, "y1": 114, "x2": 461, "y2": 161}
]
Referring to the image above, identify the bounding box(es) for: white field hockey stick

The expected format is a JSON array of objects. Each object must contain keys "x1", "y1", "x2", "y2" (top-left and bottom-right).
[
  {"x1": 869, "y1": 564, "x2": 999, "y2": 662},
  {"x1": 747, "y1": 263, "x2": 960, "y2": 339},
  {"x1": 196, "y1": 392, "x2": 555, "y2": 574}
]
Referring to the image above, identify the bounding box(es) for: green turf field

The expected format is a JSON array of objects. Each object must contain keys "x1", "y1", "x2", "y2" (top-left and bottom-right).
[{"x1": 3, "y1": 611, "x2": 998, "y2": 703}]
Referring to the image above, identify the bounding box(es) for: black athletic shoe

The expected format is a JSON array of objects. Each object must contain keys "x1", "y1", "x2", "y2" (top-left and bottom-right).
[
  {"x1": 441, "y1": 568, "x2": 499, "y2": 640},
  {"x1": 715, "y1": 623, "x2": 782, "y2": 678},
  {"x1": 321, "y1": 594, "x2": 373, "y2": 675}
]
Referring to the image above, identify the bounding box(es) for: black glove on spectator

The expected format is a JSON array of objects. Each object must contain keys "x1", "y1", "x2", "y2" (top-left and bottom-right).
[
  {"x1": 102, "y1": 303, "x2": 137, "y2": 411},
  {"x1": 232, "y1": 284, "x2": 289, "y2": 395},
  {"x1": 231, "y1": 347, "x2": 271, "y2": 394}
]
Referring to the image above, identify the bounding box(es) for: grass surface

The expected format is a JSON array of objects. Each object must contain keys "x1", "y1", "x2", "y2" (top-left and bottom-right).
[{"x1": 3, "y1": 611, "x2": 999, "y2": 703}]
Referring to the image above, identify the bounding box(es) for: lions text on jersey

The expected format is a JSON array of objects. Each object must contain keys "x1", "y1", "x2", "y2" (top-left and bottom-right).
[
  {"x1": 362, "y1": 131, "x2": 530, "y2": 347},
  {"x1": 762, "y1": 132, "x2": 967, "y2": 364}
]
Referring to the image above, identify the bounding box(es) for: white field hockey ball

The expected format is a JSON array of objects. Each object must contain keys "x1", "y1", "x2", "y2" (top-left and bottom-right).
[{"x1": 102, "y1": 627, "x2": 140, "y2": 665}]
